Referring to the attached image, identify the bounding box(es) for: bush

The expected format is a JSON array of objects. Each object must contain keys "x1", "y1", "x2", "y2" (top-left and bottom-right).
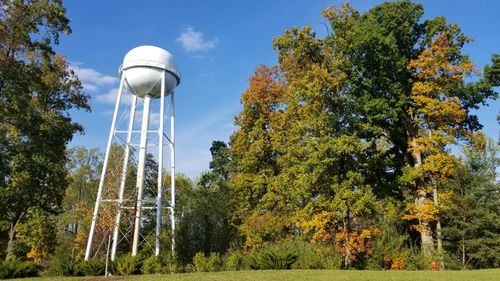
[
  {"x1": 160, "y1": 254, "x2": 182, "y2": 274},
  {"x1": 248, "y1": 240, "x2": 342, "y2": 270},
  {"x1": 184, "y1": 263, "x2": 194, "y2": 273},
  {"x1": 42, "y1": 247, "x2": 77, "y2": 276},
  {"x1": 192, "y1": 252, "x2": 221, "y2": 272},
  {"x1": 142, "y1": 255, "x2": 162, "y2": 274},
  {"x1": 290, "y1": 241, "x2": 342, "y2": 270},
  {"x1": 0, "y1": 260, "x2": 40, "y2": 279},
  {"x1": 224, "y1": 251, "x2": 246, "y2": 271},
  {"x1": 250, "y1": 250, "x2": 298, "y2": 270},
  {"x1": 406, "y1": 249, "x2": 434, "y2": 270},
  {"x1": 114, "y1": 254, "x2": 142, "y2": 275},
  {"x1": 74, "y1": 259, "x2": 106, "y2": 276}
]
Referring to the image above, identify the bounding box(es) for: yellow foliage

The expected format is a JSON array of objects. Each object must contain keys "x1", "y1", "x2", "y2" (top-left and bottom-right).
[
  {"x1": 384, "y1": 251, "x2": 408, "y2": 270},
  {"x1": 297, "y1": 211, "x2": 331, "y2": 242},
  {"x1": 27, "y1": 249, "x2": 45, "y2": 263},
  {"x1": 402, "y1": 197, "x2": 439, "y2": 230}
]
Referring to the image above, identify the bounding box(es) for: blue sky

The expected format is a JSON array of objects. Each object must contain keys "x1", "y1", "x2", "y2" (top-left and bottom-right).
[{"x1": 57, "y1": 0, "x2": 499, "y2": 179}]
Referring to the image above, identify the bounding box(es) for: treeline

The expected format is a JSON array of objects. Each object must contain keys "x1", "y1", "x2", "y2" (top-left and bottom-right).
[
  {"x1": 0, "y1": 0, "x2": 499, "y2": 278},
  {"x1": 226, "y1": 0, "x2": 499, "y2": 270}
]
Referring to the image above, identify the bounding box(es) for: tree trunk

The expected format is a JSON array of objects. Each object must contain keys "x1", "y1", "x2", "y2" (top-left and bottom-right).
[
  {"x1": 461, "y1": 215, "x2": 466, "y2": 270},
  {"x1": 432, "y1": 184, "x2": 444, "y2": 269},
  {"x1": 6, "y1": 221, "x2": 16, "y2": 261},
  {"x1": 410, "y1": 137, "x2": 435, "y2": 256},
  {"x1": 415, "y1": 190, "x2": 435, "y2": 256},
  {"x1": 462, "y1": 238, "x2": 466, "y2": 270},
  {"x1": 343, "y1": 220, "x2": 351, "y2": 269}
]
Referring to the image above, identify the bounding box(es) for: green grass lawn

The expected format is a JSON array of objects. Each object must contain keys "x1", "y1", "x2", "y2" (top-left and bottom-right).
[{"x1": 14, "y1": 269, "x2": 500, "y2": 281}]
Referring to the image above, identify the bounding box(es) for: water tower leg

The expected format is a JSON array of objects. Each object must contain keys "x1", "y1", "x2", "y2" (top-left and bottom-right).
[
  {"x1": 170, "y1": 92, "x2": 176, "y2": 254},
  {"x1": 131, "y1": 96, "x2": 152, "y2": 256},
  {"x1": 85, "y1": 76, "x2": 126, "y2": 261},
  {"x1": 111, "y1": 94, "x2": 137, "y2": 261},
  {"x1": 155, "y1": 72, "x2": 166, "y2": 256}
]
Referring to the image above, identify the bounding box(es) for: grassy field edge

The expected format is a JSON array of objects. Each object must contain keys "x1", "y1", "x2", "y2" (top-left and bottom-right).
[{"x1": 14, "y1": 269, "x2": 500, "y2": 281}]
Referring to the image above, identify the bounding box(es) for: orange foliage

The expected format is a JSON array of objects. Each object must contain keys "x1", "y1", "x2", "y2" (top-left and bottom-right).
[
  {"x1": 298, "y1": 210, "x2": 379, "y2": 262},
  {"x1": 334, "y1": 227, "x2": 380, "y2": 261},
  {"x1": 384, "y1": 251, "x2": 408, "y2": 270}
]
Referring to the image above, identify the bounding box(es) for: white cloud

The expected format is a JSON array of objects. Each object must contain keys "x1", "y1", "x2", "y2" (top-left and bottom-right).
[
  {"x1": 175, "y1": 27, "x2": 217, "y2": 52},
  {"x1": 70, "y1": 65, "x2": 119, "y2": 93},
  {"x1": 82, "y1": 83, "x2": 98, "y2": 92},
  {"x1": 95, "y1": 87, "x2": 133, "y2": 104},
  {"x1": 72, "y1": 66, "x2": 118, "y2": 85}
]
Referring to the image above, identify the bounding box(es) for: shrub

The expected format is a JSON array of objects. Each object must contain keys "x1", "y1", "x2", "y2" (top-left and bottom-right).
[
  {"x1": 290, "y1": 241, "x2": 342, "y2": 270},
  {"x1": 322, "y1": 254, "x2": 343, "y2": 269},
  {"x1": 160, "y1": 254, "x2": 182, "y2": 274},
  {"x1": 114, "y1": 254, "x2": 142, "y2": 275},
  {"x1": 41, "y1": 247, "x2": 77, "y2": 276},
  {"x1": 250, "y1": 250, "x2": 298, "y2": 270},
  {"x1": 192, "y1": 252, "x2": 222, "y2": 272},
  {"x1": 184, "y1": 263, "x2": 194, "y2": 273},
  {"x1": 406, "y1": 249, "x2": 434, "y2": 270},
  {"x1": 142, "y1": 255, "x2": 162, "y2": 274},
  {"x1": 224, "y1": 251, "x2": 246, "y2": 271},
  {"x1": 75, "y1": 259, "x2": 106, "y2": 276},
  {"x1": 0, "y1": 260, "x2": 40, "y2": 279}
]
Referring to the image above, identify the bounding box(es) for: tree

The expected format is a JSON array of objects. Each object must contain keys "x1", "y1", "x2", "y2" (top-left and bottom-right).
[
  {"x1": 272, "y1": 19, "x2": 379, "y2": 267},
  {"x1": 176, "y1": 141, "x2": 234, "y2": 263},
  {"x1": 325, "y1": 1, "x2": 499, "y2": 259},
  {"x1": 0, "y1": 0, "x2": 90, "y2": 260},
  {"x1": 229, "y1": 65, "x2": 285, "y2": 250},
  {"x1": 402, "y1": 31, "x2": 474, "y2": 264},
  {"x1": 229, "y1": 1, "x2": 499, "y2": 268},
  {"x1": 442, "y1": 135, "x2": 500, "y2": 269},
  {"x1": 57, "y1": 147, "x2": 101, "y2": 258}
]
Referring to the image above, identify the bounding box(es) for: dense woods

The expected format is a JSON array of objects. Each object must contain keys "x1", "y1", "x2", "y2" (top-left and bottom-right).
[{"x1": 0, "y1": 0, "x2": 498, "y2": 278}]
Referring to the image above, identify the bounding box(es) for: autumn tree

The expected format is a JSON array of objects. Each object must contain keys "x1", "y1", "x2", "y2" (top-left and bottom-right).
[
  {"x1": 0, "y1": 0, "x2": 90, "y2": 260},
  {"x1": 229, "y1": 65, "x2": 285, "y2": 249},
  {"x1": 325, "y1": 1, "x2": 499, "y2": 260},
  {"x1": 272, "y1": 20, "x2": 379, "y2": 267},
  {"x1": 402, "y1": 31, "x2": 475, "y2": 264},
  {"x1": 56, "y1": 147, "x2": 101, "y2": 259}
]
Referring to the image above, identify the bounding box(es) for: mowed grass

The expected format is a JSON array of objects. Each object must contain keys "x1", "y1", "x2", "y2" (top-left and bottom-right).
[{"x1": 15, "y1": 269, "x2": 500, "y2": 281}]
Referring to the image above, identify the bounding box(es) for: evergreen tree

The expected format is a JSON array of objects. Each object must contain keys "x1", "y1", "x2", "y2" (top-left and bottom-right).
[{"x1": 443, "y1": 135, "x2": 500, "y2": 269}]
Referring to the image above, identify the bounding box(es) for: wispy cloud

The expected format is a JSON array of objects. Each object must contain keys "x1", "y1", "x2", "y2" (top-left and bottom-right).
[
  {"x1": 95, "y1": 87, "x2": 133, "y2": 104},
  {"x1": 71, "y1": 65, "x2": 118, "y2": 92},
  {"x1": 176, "y1": 26, "x2": 217, "y2": 52}
]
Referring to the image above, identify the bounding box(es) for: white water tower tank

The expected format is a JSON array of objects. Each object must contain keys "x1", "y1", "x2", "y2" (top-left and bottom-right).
[{"x1": 119, "y1": 45, "x2": 181, "y2": 98}]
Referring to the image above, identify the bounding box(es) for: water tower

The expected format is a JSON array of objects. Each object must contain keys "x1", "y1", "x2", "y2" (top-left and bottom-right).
[{"x1": 85, "y1": 46, "x2": 180, "y2": 260}]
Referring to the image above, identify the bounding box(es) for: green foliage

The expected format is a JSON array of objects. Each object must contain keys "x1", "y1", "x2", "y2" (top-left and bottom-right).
[
  {"x1": 74, "y1": 259, "x2": 106, "y2": 276},
  {"x1": 159, "y1": 254, "x2": 182, "y2": 274},
  {"x1": 0, "y1": 0, "x2": 90, "y2": 260},
  {"x1": 114, "y1": 254, "x2": 142, "y2": 276},
  {"x1": 15, "y1": 207, "x2": 57, "y2": 262},
  {"x1": 0, "y1": 260, "x2": 40, "y2": 279},
  {"x1": 176, "y1": 142, "x2": 234, "y2": 263},
  {"x1": 406, "y1": 248, "x2": 435, "y2": 270},
  {"x1": 248, "y1": 240, "x2": 342, "y2": 270},
  {"x1": 223, "y1": 251, "x2": 246, "y2": 271},
  {"x1": 192, "y1": 252, "x2": 222, "y2": 272},
  {"x1": 249, "y1": 250, "x2": 298, "y2": 270},
  {"x1": 442, "y1": 137, "x2": 500, "y2": 269},
  {"x1": 142, "y1": 255, "x2": 162, "y2": 274},
  {"x1": 42, "y1": 245, "x2": 77, "y2": 276},
  {"x1": 291, "y1": 242, "x2": 342, "y2": 270}
]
